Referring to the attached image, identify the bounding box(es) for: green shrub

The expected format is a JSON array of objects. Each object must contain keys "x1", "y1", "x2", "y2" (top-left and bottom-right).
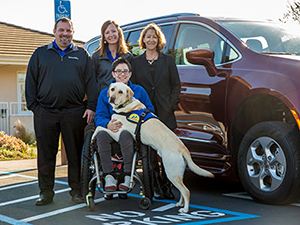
[
  {"x1": 0, "y1": 131, "x2": 36, "y2": 160},
  {"x1": 13, "y1": 120, "x2": 35, "y2": 145}
]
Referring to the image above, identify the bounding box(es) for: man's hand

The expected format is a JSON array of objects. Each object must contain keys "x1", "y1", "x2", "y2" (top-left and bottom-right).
[{"x1": 83, "y1": 109, "x2": 95, "y2": 124}]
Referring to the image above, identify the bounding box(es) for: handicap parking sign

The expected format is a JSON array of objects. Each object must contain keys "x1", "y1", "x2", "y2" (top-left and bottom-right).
[{"x1": 55, "y1": 0, "x2": 71, "y2": 21}]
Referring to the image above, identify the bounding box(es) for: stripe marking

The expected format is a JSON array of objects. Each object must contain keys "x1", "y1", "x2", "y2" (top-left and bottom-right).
[
  {"x1": 152, "y1": 203, "x2": 176, "y2": 211},
  {"x1": 21, "y1": 197, "x2": 106, "y2": 222},
  {"x1": 0, "y1": 188, "x2": 70, "y2": 207},
  {"x1": 0, "y1": 181, "x2": 38, "y2": 191},
  {"x1": 0, "y1": 171, "x2": 68, "y2": 186},
  {"x1": 222, "y1": 192, "x2": 253, "y2": 200},
  {"x1": 0, "y1": 174, "x2": 18, "y2": 180},
  {"x1": 0, "y1": 214, "x2": 32, "y2": 225}
]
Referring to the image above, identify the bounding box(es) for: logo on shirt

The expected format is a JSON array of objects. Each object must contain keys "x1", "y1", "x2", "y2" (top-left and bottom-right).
[{"x1": 68, "y1": 56, "x2": 79, "y2": 60}]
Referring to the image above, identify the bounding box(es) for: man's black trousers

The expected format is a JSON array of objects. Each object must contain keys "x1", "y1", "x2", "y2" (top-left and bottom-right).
[{"x1": 34, "y1": 106, "x2": 86, "y2": 196}]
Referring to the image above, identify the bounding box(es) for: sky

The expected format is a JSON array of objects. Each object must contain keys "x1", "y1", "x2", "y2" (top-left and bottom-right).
[{"x1": 0, "y1": 0, "x2": 292, "y2": 42}]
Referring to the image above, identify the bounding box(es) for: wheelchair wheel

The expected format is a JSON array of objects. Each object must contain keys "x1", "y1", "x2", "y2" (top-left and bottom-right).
[
  {"x1": 140, "y1": 144, "x2": 153, "y2": 201},
  {"x1": 118, "y1": 193, "x2": 128, "y2": 199},
  {"x1": 87, "y1": 197, "x2": 95, "y2": 212},
  {"x1": 81, "y1": 124, "x2": 95, "y2": 199},
  {"x1": 84, "y1": 123, "x2": 96, "y2": 139},
  {"x1": 139, "y1": 197, "x2": 151, "y2": 210},
  {"x1": 104, "y1": 194, "x2": 113, "y2": 200}
]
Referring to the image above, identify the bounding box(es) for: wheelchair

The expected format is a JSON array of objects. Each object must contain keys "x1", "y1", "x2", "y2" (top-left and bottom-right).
[{"x1": 81, "y1": 124, "x2": 153, "y2": 212}]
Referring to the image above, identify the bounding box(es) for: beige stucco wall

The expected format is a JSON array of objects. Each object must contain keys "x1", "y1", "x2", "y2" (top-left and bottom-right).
[
  {"x1": 0, "y1": 65, "x2": 26, "y2": 102},
  {"x1": 0, "y1": 64, "x2": 32, "y2": 135}
]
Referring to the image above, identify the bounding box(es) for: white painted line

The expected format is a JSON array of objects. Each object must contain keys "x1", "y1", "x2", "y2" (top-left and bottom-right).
[
  {"x1": 291, "y1": 203, "x2": 300, "y2": 207},
  {"x1": 224, "y1": 192, "x2": 300, "y2": 207},
  {"x1": 0, "y1": 171, "x2": 38, "y2": 180},
  {"x1": 0, "y1": 181, "x2": 38, "y2": 191},
  {"x1": 0, "y1": 171, "x2": 68, "y2": 186},
  {"x1": 0, "y1": 188, "x2": 71, "y2": 207},
  {"x1": 0, "y1": 165, "x2": 67, "y2": 173},
  {"x1": 152, "y1": 203, "x2": 176, "y2": 211},
  {"x1": 0, "y1": 174, "x2": 18, "y2": 180},
  {"x1": 54, "y1": 180, "x2": 69, "y2": 185},
  {"x1": 0, "y1": 214, "x2": 32, "y2": 225},
  {"x1": 21, "y1": 197, "x2": 106, "y2": 222},
  {"x1": 0, "y1": 194, "x2": 39, "y2": 207},
  {"x1": 222, "y1": 192, "x2": 253, "y2": 200}
]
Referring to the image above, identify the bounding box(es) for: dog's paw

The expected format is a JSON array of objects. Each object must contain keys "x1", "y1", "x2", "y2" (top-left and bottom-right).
[
  {"x1": 178, "y1": 207, "x2": 189, "y2": 213},
  {"x1": 175, "y1": 202, "x2": 183, "y2": 207}
]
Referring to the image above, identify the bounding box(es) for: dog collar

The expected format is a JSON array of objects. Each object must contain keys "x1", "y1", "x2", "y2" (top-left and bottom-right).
[{"x1": 116, "y1": 99, "x2": 133, "y2": 109}]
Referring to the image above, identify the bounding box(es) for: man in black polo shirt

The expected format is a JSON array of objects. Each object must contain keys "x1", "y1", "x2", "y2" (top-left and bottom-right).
[{"x1": 25, "y1": 17, "x2": 98, "y2": 206}]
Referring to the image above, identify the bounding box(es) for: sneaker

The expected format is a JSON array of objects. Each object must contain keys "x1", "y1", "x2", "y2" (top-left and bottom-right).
[
  {"x1": 104, "y1": 175, "x2": 117, "y2": 192},
  {"x1": 118, "y1": 175, "x2": 131, "y2": 191}
]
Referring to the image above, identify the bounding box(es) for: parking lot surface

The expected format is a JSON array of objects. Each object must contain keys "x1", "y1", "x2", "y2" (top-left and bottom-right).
[{"x1": 0, "y1": 158, "x2": 299, "y2": 225}]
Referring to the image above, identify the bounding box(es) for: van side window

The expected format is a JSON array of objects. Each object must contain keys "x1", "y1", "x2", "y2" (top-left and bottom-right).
[
  {"x1": 174, "y1": 24, "x2": 236, "y2": 65},
  {"x1": 127, "y1": 25, "x2": 173, "y2": 56},
  {"x1": 127, "y1": 30, "x2": 145, "y2": 56},
  {"x1": 86, "y1": 39, "x2": 100, "y2": 55}
]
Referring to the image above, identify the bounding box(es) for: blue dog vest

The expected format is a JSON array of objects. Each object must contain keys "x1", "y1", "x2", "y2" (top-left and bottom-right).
[{"x1": 126, "y1": 109, "x2": 158, "y2": 124}]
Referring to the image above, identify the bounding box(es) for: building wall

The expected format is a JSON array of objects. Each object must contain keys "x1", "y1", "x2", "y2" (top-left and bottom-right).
[
  {"x1": 0, "y1": 65, "x2": 32, "y2": 135},
  {"x1": 0, "y1": 65, "x2": 26, "y2": 102}
]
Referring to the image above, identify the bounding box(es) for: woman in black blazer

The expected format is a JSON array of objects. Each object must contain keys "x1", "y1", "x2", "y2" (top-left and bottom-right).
[{"x1": 131, "y1": 23, "x2": 181, "y2": 199}]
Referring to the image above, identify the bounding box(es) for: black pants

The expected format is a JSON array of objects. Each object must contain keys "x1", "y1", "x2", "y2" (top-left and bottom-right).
[{"x1": 34, "y1": 106, "x2": 86, "y2": 196}]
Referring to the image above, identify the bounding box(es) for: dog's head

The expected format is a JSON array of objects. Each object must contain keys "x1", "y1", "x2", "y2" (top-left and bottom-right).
[{"x1": 107, "y1": 82, "x2": 134, "y2": 109}]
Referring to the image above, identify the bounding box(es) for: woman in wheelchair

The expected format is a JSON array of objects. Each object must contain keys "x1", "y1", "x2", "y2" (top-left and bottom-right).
[{"x1": 94, "y1": 57, "x2": 154, "y2": 191}]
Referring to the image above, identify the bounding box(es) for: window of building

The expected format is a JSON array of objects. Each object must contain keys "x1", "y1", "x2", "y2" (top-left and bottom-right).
[{"x1": 16, "y1": 72, "x2": 30, "y2": 114}]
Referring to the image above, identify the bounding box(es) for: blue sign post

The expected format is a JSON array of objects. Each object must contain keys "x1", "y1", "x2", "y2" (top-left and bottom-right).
[{"x1": 54, "y1": 0, "x2": 71, "y2": 21}]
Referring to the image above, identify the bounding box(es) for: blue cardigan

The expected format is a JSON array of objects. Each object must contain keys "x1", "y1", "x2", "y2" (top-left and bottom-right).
[{"x1": 94, "y1": 80, "x2": 155, "y2": 128}]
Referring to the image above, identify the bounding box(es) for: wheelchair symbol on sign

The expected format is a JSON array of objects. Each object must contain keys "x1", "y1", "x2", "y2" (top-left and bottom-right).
[{"x1": 58, "y1": 1, "x2": 68, "y2": 13}]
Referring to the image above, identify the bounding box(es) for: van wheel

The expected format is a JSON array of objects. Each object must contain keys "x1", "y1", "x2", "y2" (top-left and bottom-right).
[{"x1": 238, "y1": 121, "x2": 300, "y2": 204}]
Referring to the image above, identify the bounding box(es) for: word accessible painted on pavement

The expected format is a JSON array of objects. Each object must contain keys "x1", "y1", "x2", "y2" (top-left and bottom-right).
[{"x1": 86, "y1": 210, "x2": 226, "y2": 224}]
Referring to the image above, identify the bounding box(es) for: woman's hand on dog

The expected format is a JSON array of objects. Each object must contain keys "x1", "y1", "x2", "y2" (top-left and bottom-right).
[{"x1": 107, "y1": 119, "x2": 123, "y2": 133}]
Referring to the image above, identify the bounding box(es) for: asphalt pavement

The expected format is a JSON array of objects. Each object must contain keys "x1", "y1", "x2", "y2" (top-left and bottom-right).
[{"x1": 1, "y1": 152, "x2": 300, "y2": 225}]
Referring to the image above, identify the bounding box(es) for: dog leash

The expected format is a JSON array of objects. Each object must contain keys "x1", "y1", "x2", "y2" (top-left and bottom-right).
[
  {"x1": 114, "y1": 109, "x2": 156, "y2": 143},
  {"x1": 134, "y1": 109, "x2": 152, "y2": 143}
]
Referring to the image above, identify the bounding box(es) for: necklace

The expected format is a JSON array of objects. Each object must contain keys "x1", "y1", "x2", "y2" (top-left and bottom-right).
[
  {"x1": 147, "y1": 59, "x2": 155, "y2": 65},
  {"x1": 146, "y1": 52, "x2": 158, "y2": 65}
]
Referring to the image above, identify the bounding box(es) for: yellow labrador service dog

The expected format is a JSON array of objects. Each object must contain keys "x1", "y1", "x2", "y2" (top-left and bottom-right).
[{"x1": 92, "y1": 82, "x2": 214, "y2": 213}]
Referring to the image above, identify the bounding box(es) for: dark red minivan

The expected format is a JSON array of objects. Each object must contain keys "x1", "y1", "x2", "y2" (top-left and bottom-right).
[{"x1": 84, "y1": 13, "x2": 300, "y2": 205}]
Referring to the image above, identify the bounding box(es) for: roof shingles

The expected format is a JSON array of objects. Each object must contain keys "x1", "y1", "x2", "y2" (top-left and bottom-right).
[{"x1": 0, "y1": 22, "x2": 84, "y2": 58}]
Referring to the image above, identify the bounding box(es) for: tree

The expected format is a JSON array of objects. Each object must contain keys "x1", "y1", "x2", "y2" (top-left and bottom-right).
[{"x1": 281, "y1": 1, "x2": 300, "y2": 23}]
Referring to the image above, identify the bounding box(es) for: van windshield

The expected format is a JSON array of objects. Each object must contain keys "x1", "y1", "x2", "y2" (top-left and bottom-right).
[{"x1": 218, "y1": 21, "x2": 300, "y2": 55}]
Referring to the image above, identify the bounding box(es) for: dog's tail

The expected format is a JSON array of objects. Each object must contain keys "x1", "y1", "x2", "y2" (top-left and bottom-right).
[{"x1": 183, "y1": 151, "x2": 214, "y2": 178}]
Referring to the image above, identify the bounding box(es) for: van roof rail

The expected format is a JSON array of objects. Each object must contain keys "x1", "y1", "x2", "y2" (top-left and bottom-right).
[{"x1": 121, "y1": 13, "x2": 200, "y2": 28}]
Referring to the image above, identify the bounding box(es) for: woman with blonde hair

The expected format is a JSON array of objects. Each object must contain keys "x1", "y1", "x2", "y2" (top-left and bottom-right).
[
  {"x1": 131, "y1": 23, "x2": 181, "y2": 199},
  {"x1": 92, "y1": 20, "x2": 132, "y2": 92}
]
